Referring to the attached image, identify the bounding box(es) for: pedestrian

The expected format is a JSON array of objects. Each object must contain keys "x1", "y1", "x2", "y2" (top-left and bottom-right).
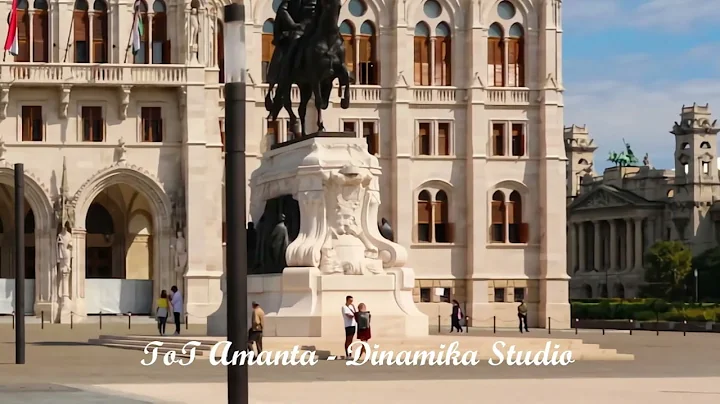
[
  {"x1": 342, "y1": 295, "x2": 357, "y2": 358},
  {"x1": 156, "y1": 289, "x2": 170, "y2": 336},
  {"x1": 517, "y1": 300, "x2": 529, "y2": 333},
  {"x1": 355, "y1": 303, "x2": 371, "y2": 359},
  {"x1": 170, "y1": 285, "x2": 183, "y2": 335},
  {"x1": 450, "y1": 299, "x2": 464, "y2": 333},
  {"x1": 248, "y1": 301, "x2": 265, "y2": 354}
]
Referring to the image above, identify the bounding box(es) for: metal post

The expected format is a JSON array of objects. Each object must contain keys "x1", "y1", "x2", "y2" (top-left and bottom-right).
[
  {"x1": 128, "y1": 312, "x2": 132, "y2": 330},
  {"x1": 437, "y1": 315, "x2": 440, "y2": 333},
  {"x1": 15, "y1": 164, "x2": 25, "y2": 365},
  {"x1": 694, "y1": 269, "x2": 699, "y2": 303},
  {"x1": 465, "y1": 317, "x2": 469, "y2": 333},
  {"x1": 629, "y1": 319, "x2": 633, "y2": 335},
  {"x1": 70, "y1": 312, "x2": 73, "y2": 329},
  {"x1": 493, "y1": 316, "x2": 496, "y2": 333},
  {"x1": 41, "y1": 311, "x2": 44, "y2": 329},
  {"x1": 683, "y1": 320, "x2": 687, "y2": 336},
  {"x1": 185, "y1": 314, "x2": 189, "y2": 330},
  {"x1": 99, "y1": 311, "x2": 103, "y2": 330},
  {"x1": 574, "y1": 318, "x2": 578, "y2": 335},
  {"x1": 224, "y1": 4, "x2": 248, "y2": 404},
  {"x1": 656, "y1": 311, "x2": 659, "y2": 336},
  {"x1": 547, "y1": 317, "x2": 551, "y2": 334}
]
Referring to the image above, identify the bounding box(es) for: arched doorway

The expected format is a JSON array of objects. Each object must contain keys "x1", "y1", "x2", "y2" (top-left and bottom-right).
[
  {"x1": 83, "y1": 184, "x2": 155, "y2": 314},
  {"x1": 0, "y1": 186, "x2": 36, "y2": 315}
]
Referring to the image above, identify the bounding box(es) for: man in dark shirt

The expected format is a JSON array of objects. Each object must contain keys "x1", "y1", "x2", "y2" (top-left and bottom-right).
[{"x1": 517, "y1": 300, "x2": 529, "y2": 333}]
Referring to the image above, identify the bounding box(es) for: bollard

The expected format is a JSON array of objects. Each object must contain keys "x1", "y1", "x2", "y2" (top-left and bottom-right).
[
  {"x1": 185, "y1": 314, "x2": 189, "y2": 330},
  {"x1": 41, "y1": 311, "x2": 44, "y2": 329},
  {"x1": 548, "y1": 317, "x2": 551, "y2": 334},
  {"x1": 655, "y1": 311, "x2": 659, "y2": 336},
  {"x1": 493, "y1": 316, "x2": 496, "y2": 334},
  {"x1": 99, "y1": 311, "x2": 103, "y2": 330},
  {"x1": 70, "y1": 312, "x2": 74, "y2": 329},
  {"x1": 12, "y1": 311, "x2": 15, "y2": 329},
  {"x1": 128, "y1": 312, "x2": 132, "y2": 330},
  {"x1": 602, "y1": 328, "x2": 605, "y2": 335},
  {"x1": 629, "y1": 319, "x2": 633, "y2": 335},
  {"x1": 683, "y1": 320, "x2": 687, "y2": 336},
  {"x1": 465, "y1": 317, "x2": 469, "y2": 333},
  {"x1": 437, "y1": 315, "x2": 441, "y2": 333},
  {"x1": 574, "y1": 318, "x2": 578, "y2": 335}
]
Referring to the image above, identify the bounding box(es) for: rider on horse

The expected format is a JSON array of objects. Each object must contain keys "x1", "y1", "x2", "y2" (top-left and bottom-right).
[{"x1": 265, "y1": 0, "x2": 318, "y2": 116}]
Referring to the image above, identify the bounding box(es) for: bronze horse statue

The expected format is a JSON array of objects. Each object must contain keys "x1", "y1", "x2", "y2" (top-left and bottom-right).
[{"x1": 265, "y1": 0, "x2": 351, "y2": 136}]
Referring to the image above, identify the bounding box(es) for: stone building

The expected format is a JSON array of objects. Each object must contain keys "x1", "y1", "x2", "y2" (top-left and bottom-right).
[
  {"x1": 566, "y1": 104, "x2": 720, "y2": 299},
  {"x1": 0, "y1": 0, "x2": 568, "y2": 327}
]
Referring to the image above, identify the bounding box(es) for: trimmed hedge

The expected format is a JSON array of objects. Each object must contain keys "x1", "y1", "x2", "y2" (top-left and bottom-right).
[{"x1": 571, "y1": 299, "x2": 720, "y2": 322}]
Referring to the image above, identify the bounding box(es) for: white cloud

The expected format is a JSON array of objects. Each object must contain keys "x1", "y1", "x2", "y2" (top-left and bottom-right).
[{"x1": 564, "y1": 0, "x2": 720, "y2": 31}]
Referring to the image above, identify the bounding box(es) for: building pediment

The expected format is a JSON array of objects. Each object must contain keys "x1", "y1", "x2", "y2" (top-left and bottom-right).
[{"x1": 569, "y1": 185, "x2": 658, "y2": 212}]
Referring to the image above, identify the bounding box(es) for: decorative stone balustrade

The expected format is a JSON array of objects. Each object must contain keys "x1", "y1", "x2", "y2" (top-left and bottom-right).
[
  {"x1": 486, "y1": 88, "x2": 530, "y2": 105},
  {"x1": 256, "y1": 84, "x2": 386, "y2": 104},
  {"x1": 0, "y1": 63, "x2": 187, "y2": 86},
  {"x1": 411, "y1": 87, "x2": 459, "y2": 103}
]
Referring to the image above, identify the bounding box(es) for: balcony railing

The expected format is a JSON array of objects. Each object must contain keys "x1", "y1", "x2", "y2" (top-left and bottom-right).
[
  {"x1": 255, "y1": 83, "x2": 386, "y2": 104},
  {"x1": 0, "y1": 63, "x2": 187, "y2": 85},
  {"x1": 411, "y1": 86, "x2": 459, "y2": 103},
  {"x1": 486, "y1": 88, "x2": 530, "y2": 105}
]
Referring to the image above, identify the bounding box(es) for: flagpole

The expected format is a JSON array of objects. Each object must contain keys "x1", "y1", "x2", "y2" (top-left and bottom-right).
[
  {"x1": 62, "y1": 12, "x2": 75, "y2": 62},
  {"x1": 124, "y1": 8, "x2": 139, "y2": 63}
]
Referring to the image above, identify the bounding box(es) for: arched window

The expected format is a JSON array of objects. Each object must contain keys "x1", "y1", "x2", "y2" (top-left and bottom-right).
[
  {"x1": 490, "y1": 191, "x2": 505, "y2": 242},
  {"x1": 507, "y1": 191, "x2": 527, "y2": 243},
  {"x1": 217, "y1": 19, "x2": 224, "y2": 82},
  {"x1": 261, "y1": 19, "x2": 274, "y2": 83},
  {"x1": 73, "y1": 0, "x2": 90, "y2": 62},
  {"x1": 92, "y1": 0, "x2": 108, "y2": 62},
  {"x1": 487, "y1": 23, "x2": 503, "y2": 86},
  {"x1": 413, "y1": 23, "x2": 431, "y2": 86},
  {"x1": 417, "y1": 190, "x2": 432, "y2": 242},
  {"x1": 15, "y1": 0, "x2": 31, "y2": 62},
  {"x1": 152, "y1": 0, "x2": 170, "y2": 64},
  {"x1": 358, "y1": 21, "x2": 378, "y2": 85},
  {"x1": 434, "y1": 191, "x2": 452, "y2": 242},
  {"x1": 578, "y1": 158, "x2": 589, "y2": 165},
  {"x1": 492, "y1": 122, "x2": 505, "y2": 156},
  {"x1": 701, "y1": 141, "x2": 711, "y2": 149},
  {"x1": 340, "y1": 21, "x2": 355, "y2": 80},
  {"x1": 133, "y1": 1, "x2": 149, "y2": 63},
  {"x1": 434, "y1": 23, "x2": 451, "y2": 86},
  {"x1": 508, "y1": 23, "x2": 525, "y2": 87},
  {"x1": 32, "y1": 0, "x2": 49, "y2": 62}
]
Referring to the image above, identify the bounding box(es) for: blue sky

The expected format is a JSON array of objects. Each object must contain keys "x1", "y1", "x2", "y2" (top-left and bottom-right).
[{"x1": 562, "y1": 0, "x2": 720, "y2": 170}]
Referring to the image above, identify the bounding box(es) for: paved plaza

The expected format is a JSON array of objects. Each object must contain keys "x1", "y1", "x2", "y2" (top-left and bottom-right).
[{"x1": 0, "y1": 322, "x2": 719, "y2": 402}]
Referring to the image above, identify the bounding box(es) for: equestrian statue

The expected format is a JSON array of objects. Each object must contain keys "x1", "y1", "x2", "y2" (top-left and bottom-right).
[{"x1": 264, "y1": 0, "x2": 352, "y2": 137}]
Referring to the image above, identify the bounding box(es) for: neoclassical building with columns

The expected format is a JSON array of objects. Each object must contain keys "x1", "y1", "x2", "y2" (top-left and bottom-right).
[
  {"x1": 566, "y1": 104, "x2": 720, "y2": 299},
  {"x1": 0, "y1": 0, "x2": 568, "y2": 327}
]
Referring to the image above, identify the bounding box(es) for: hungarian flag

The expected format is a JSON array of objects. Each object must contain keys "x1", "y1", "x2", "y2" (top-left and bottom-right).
[
  {"x1": 4, "y1": 0, "x2": 18, "y2": 56},
  {"x1": 131, "y1": 2, "x2": 143, "y2": 55}
]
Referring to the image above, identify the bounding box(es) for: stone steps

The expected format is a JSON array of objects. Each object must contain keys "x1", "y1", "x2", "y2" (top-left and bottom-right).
[{"x1": 89, "y1": 334, "x2": 634, "y2": 361}]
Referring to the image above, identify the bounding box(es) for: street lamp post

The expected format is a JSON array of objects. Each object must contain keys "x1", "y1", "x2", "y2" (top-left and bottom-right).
[
  {"x1": 223, "y1": 3, "x2": 248, "y2": 404},
  {"x1": 694, "y1": 268, "x2": 699, "y2": 303}
]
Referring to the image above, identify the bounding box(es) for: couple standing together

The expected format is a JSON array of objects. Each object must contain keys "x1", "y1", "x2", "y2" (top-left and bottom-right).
[
  {"x1": 342, "y1": 295, "x2": 372, "y2": 359},
  {"x1": 156, "y1": 286, "x2": 183, "y2": 336}
]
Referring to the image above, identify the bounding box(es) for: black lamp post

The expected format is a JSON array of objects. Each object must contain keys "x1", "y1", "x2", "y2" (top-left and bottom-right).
[
  {"x1": 15, "y1": 164, "x2": 25, "y2": 364},
  {"x1": 223, "y1": 3, "x2": 248, "y2": 404}
]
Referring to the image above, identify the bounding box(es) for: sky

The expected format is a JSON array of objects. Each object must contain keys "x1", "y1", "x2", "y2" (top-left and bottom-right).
[{"x1": 562, "y1": 0, "x2": 720, "y2": 171}]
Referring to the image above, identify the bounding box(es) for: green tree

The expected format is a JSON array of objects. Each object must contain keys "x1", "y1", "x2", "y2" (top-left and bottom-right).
[
  {"x1": 692, "y1": 247, "x2": 720, "y2": 300},
  {"x1": 643, "y1": 241, "x2": 693, "y2": 300}
]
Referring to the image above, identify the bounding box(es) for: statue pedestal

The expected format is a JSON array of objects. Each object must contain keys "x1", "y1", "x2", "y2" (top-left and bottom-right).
[{"x1": 207, "y1": 133, "x2": 428, "y2": 338}]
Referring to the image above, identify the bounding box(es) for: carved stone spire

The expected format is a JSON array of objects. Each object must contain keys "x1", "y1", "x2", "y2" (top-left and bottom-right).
[{"x1": 60, "y1": 157, "x2": 70, "y2": 200}]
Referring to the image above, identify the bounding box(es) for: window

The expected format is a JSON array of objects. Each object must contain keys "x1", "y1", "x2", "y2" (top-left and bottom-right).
[
  {"x1": 703, "y1": 161, "x2": 710, "y2": 174},
  {"x1": 513, "y1": 287, "x2": 525, "y2": 302},
  {"x1": 16, "y1": 0, "x2": 49, "y2": 62},
  {"x1": 343, "y1": 120, "x2": 356, "y2": 133},
  {"x1": 417, "y1": 190, "x2": 432, "y2": 242},
  {"x1": 492, "y1": 123, "x2": 505, "y2": 156},
  {"x1": 358, "y1": 22, "x2": 378, "y2": 85},
  {"x1": 92, "y1": 0, "x2": 109, "y2": 63},
  {"x1": 266, "y1": 120, "x2": 279, "y2": 147},
  {"x1": 487, "y1": 23, "x2": 503, "y2": 87},
  {"x1": 507, "y1": 24, "x2": 525, "y2": 87},
  {"x1": 261, "y1": 20, "x2": 274, "y2": 83},
  {"x1": 141, "y1": 107, "x2": 163, "y2": 142},
  {"x1": 440, "y1": 287, "x2": 451, "y2": 303},
  {"x1": 511, "y1": 123, "x2": 525, "y2": 156},
  {"x1": 362, "y1": 121, "x2": 379, "y2": 155},
  {"x1": 413, "y1": 23, "x2": 431, "y2": 86},
  {"x1": 74, "y1": 0, "x2": 90, "y2": 62},
  {"x1": 21, "y1": 106, "x2": 43, "y2": 141},
  {"x1": 418, "y1": 122, "x2": 431, "y2": 155},
  {"x1": 133, "y1": 1, "x2": 150, "y2": 64},
  {"x1": 437, "y1": 122, "x2": 450, "y2": 156},
  {"x1": 340, "y1": 21, "x2": 355, "y2": 80},
  {"x1": 420, "y1": 288, "x2": 432, "y2": 302},
  {"x1": 494, "y1": 287, "x2": 505, "y2": 302},
  {"x1": 81, "y1": 106, "x2": 104, "y2": 142},
  {"x1": 490, "y1": 190, "x2": 505, "y2": 242},
  {"x1": 152, "y1": 0, "x2": 170, "y2": 64},
  {"x1": 417, "y1": 189, "x2": 454, "y2": 243},
  {"x1": 434, "y1": 23, "x2": 451, "y2": 86}
]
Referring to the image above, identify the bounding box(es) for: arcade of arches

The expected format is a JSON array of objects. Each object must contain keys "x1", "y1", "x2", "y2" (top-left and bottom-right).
[{"x1": 0, "y1": 185, "x2": 35, "y2": 280}]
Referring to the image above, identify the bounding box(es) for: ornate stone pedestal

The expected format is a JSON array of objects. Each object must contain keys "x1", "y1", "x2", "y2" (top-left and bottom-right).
[{"x1": 207, "y1": 134, "x2": 428, "y2": 337}]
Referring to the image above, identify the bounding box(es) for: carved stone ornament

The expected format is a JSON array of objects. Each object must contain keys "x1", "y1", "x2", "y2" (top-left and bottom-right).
[
  {"x1": 249, "y1": 136, "x2": 408, "y2": 273},
  {"x1": 0, "y1": 85, "x2": 9, "y2": 119},
  {"x1": 0, "y1": 136, "x2": 6, "y2": 162},
  {"x1": 581, "y1": 190, "x2": 626, "y2": 209},
  {"x1": 59, "y1": 86, "x2": 71, "y2": 118},
  {"x1": 117, "y1": 86, "x2": 132, "y2": 120}
]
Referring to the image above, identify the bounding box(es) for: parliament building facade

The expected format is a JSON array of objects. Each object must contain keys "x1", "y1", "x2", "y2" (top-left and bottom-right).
[{"x1": 0, "y1": 0, "x2": 568, "y2": 327}]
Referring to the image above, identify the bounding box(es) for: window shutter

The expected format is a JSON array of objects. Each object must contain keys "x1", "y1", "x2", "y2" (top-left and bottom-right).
[
  {"x1": 152, "y1": 14, "x2": 167, "y2": 41},
  {"x1": 506, "y1": 200, "x2": 516, "y2": 224},
  {"x1": 417, "y1": 200, "x2": 431, "y2": 223},
  {"x1": 21, "y1": 107, "x2": 31, "y2": 141},
  {"x1": 32, "y1": 12, "x2": 48, "y2": 62},
  {"x1": 516, "y1": 38, "x2": 525, "y2": 87},
  {"x1": 519, "y1": 223, "x2": 529, "y2": 243},
  {"x1": 343, "y1": 34, "x2": 354, "y2": 73},
  {"x1": 433, "y1": 201, "x2": 443, "y2": 223},
  {"x1": 359, "y1": 36, "x2": 370, "y2": 62},
  {"x1": 512, "y1": 124, "x2": 525, "y2": 156},
  {"x1": 413, "y1": 37, "x2": 423, "y2": 85},
  {"x1": 261, "y1": 34, "x2": 273, "y2": 61},
  {"x1": 445, "y1": 223, "x2": 454, "y2": 243},
  {"x1": 438, "y1": 123, "x2": 449, "y2": 155},
  {"x1": 266, "y1": 120, "x2": 279, "y2": 144},
  {"x1": 74, "y1": 12, "x2": 88, "y2": 40},
  {"x1": 434, "y1": 37, "x2": 451, "y2": 86},
  {"x1": 491, "y1": 201, "x2": 504, "y2": 224},
  {"x1": 162, "y1": 40, "x2": 171, "y2": 63},
  {"x1": 492, "y1": 123, "x2": 504, "y2": 155}
]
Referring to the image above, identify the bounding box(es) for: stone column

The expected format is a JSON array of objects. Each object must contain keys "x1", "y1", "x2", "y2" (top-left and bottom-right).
[
  {"x1": 609, "y1": 219, "x2": 618, "y2": 271},
  {"x1": 593, "y1": 220, "x2": 601, "y2": 271},
  {"x1": 569, "y1": 222, "x2": 578, "y2": 273},
  {"x1": 634, "y1": 217, "x2": 643, "y2": 270},
  {"x1": 625, "y1": 218, "x2": 633, "y2": 270},
  {"x1": 578, "y1": 222, "x2": 586, "y2": 271}
]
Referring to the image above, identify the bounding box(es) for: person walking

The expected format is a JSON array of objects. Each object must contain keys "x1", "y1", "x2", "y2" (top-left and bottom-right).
[
  {"x1": 517, "y1": 300, "x2": 529, "y2": 333},
  {"x1": 450, "y1": 300, "x2": 464, "y2": 333},
  {"x1": 170, "y1": 285, "x2": 183, "y2": 335},
  {"x1": 248, "y1": 301, "x2": 265, "y2": 353},
  {"x1": 342, "y1": 295, "x2": 357, "y2": 358},
  {"x1": 156, "y1": 290, "x2": 170, "y2": 336},
  {"x1": 354, "y1": 303, "x2": 371, "y2": 360}
]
